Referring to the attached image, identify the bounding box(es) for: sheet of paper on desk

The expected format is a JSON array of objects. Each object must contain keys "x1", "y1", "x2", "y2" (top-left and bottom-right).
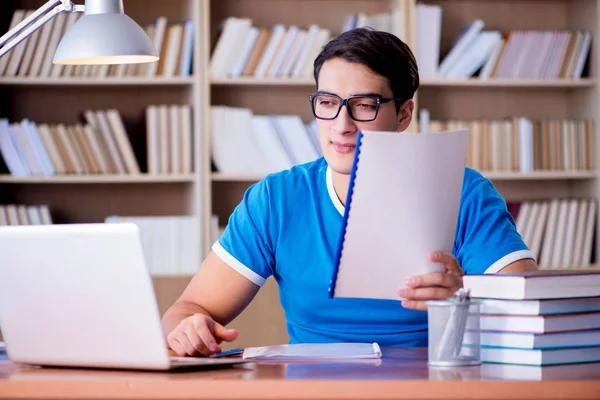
[{"x1": 242, "y1": 342, "x2": 382, "y2": 360}]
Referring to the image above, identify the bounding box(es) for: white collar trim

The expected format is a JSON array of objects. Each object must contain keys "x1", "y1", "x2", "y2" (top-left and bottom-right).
[{"x1": 326, "y1": 165, "x2": 345, "y2": 216}]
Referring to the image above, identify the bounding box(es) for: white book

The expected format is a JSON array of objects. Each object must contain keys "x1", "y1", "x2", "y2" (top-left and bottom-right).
[
  {"x1": 105, "y1": 110, "x2": 140, "y2": 175},
  {"x1": 158, "y1": 105, "x2": 170, "y2": 174},
  {"x1": 0, "y1": 10, "x2": 26, "y2": 76},
  {"x1": 179, "y1": 20, "x2": 195, "y2": 77},
  {"x1": 330, "y1": 129, "x2": 469, "y2": 300},
  {"x1": 9, "y1": 122, "x2": 44, "y2": 175},
  {"x1": 228, "y1": 26, "x2": 259, "y2": 77},
  {"x1": 0, "y1": 119, "x2": 29, "y2": 176},
  {"x1": 26, "y1": 206, "x2": 42, "y2": 225},
  {"x1": 266, "y1": 26, "x2": 299, "y2": 78},
  {"x1": 5, "y1": 10, "x2": 34, "y2": 77},
  {"x1": 254, "y1": 24, "x2": 286, "y2": 78},
  {"x1": 22, "y1": 120, "x2": 55, "y2": 176},
  {"x1": 145, "y1": 106, "x2": 160, "y2": 174},
  {"x1": 180, "y1": 105, "x2": 193, "y2": 174},
  {"x1": 251, "y1": 115, "x2": 294, "y2": 172},
  {"x1": 437, "y1": 19, "x2": 485, "y2": 77},
  {"x1": 0, "y1": 206, "x2": 8, "y2": 226},
  {"x1": 479, "y1": 38, "x2": 505, "y2": 79},
  {"x1": 168, "y1": 105, "x2": 181, "y2": 174},
  {"x1": 39, "y1": 12, "x2": 67, "y2": 78},
  {"x1": 291, "y1": 24, "x2": 320, "y2": 78},
  {"x1": 415, "y1": 4, "x2": 442, "y2": 78},
  {"x1": 278, "y1": 29, "x2": 306, "y2": 77},
  {"x1": 145, "y1": 16, "x2": 168, "y2": 77},
  {"x1": 162, "y1": 24, "x2": 183, "y2": 77}
]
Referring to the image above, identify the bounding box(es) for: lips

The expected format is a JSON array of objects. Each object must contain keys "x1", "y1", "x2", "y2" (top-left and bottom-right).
[{"x1": 332, "y1": 141, "x2": 356, "y2": 154}]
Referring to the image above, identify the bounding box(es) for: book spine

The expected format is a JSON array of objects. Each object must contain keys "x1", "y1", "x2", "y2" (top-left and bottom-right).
[{"x1": 328, "y1": 131, "x2": 365, "y2": 298}]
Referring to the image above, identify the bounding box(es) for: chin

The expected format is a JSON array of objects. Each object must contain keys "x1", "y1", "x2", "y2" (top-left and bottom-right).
[{"x1": 324, "y1": 151, "x2": 355, "y2": 175}]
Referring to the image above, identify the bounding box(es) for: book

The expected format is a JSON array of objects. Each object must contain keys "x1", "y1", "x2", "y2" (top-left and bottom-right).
[
  {"x1": 478, "y1": 312, "x2": 600, "y2": 333},
  {"x1": 480, "y1": 346, "x2": 600, "y2": 366},
  {"x1": 476, "y1": 297, "x2": 600, "y2": 316},
  {"x1": 477, "y1": 330, "x2": 600, "y2": 349},
  {"x1": 462, "y1": 270, "x2": 600, "y2": 300},
  {"x1": 241, "y1": 343, "x2": 382, "y2": 361},
  {"x1": 329, "y1": 129, "x2": 469, "y2": 300}
]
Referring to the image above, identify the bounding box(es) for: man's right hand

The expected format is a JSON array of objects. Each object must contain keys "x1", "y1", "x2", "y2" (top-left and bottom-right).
[{"x1": 166, "y1": 313, "x2": 239, "y2": 357}]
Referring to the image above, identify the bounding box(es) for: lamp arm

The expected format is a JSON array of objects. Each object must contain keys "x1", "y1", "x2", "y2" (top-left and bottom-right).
[{"x1": 0, "y1": 0, "x2": 84, "y2": 58}]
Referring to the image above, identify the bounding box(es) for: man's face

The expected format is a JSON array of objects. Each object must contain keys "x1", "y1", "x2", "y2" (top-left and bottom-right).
[{"x1": 314, "y1": 57, "x2": 413, "y2": 175}]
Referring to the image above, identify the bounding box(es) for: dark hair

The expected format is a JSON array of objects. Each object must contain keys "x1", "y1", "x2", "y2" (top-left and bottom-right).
[{"x1": 313, "y1": 27, "x2": 419, "y2": 112}]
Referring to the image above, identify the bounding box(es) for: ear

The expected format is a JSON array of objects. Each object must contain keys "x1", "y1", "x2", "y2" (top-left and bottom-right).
[{"x1": 396, "y1": 99, "x2": 414, "y2": 132}]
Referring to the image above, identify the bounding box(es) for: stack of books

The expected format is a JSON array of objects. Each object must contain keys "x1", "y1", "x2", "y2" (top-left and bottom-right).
[{"x1": 462, "y1": 271, "x2": 600, "y2": 367}]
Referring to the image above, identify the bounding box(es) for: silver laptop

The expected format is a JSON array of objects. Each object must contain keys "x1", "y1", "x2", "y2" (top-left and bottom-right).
[{"x1": 0, "y1": 222, "x2": 248, "y2": 371}]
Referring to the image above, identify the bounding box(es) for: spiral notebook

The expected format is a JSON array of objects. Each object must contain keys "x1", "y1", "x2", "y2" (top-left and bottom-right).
[{"x1": 329, "y1": 129, "x2": 469, "y2": 300}]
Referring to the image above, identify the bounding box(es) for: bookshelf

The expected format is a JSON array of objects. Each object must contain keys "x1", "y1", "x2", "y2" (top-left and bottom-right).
[{"x1": 1, "y1": 0, "x2": 599, "y2": 348}]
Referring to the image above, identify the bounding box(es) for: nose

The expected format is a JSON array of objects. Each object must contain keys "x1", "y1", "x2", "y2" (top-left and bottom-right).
[{"x1": 331, "y1": 105, "x2": 357, "y2": 135}]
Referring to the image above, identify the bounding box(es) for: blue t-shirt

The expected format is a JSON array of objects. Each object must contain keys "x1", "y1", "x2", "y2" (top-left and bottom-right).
[{"x1": 213, "y1": 157, "x2": 533, "y2": 347}]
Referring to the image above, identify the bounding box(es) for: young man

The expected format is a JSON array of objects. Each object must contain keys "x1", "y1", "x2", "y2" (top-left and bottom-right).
[{"x1": 162, "y1": 28, "x2": 537, "y2": 357}]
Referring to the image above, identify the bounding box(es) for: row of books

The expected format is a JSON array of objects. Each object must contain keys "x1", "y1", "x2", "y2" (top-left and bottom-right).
[
  {"x1": 104, "y1": 215, "x2": 201, "y2": 276},
  {"x1": 0, "y1": 10, "x2": 194, "y2": 78},
  {"x1": 340, "y1": 8, "x2": 407, "y2": 40},
  {"x1": 463, "y1": 272, "x2": 600, "y2": 366},
  {"x1": 421, "y1": 114, "x2": 595, "y2": 173},
  {"x1": 413, "y1": 5, "x2": 591, "y2": 80},
  {"x1": 210, "y1": 17, "x2": 332, "y2": 80},
  {"x1": 0, "y1": 204, "x2": 52, "y2": 225},
  {"x1": 145, "y1": 104, "x2": 194, "y2": 175},
  {"x1": 510, "y1": 198, "x2": 597, "y2": 269},
  {"x1": 211, "y1": 106, "x2": 322, "y2": 175},
  {"x1": 0, "y1": 105, "x2": 193, "y2": 177}
]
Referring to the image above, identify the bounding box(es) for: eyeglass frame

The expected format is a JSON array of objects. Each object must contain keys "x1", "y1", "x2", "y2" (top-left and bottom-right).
[{"x1": 308, "y1": 92, "x2": 405, "y2": 122}]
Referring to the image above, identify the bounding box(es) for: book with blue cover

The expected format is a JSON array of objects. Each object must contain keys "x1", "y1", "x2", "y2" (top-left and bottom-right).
[{"x1": 328, "y1": 129, "x2": 469, "y2": 300}]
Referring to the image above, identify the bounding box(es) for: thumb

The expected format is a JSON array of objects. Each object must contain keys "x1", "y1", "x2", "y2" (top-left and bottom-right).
[{"x1": 213, "y1": 322, "x2": 239, "y2": 342}]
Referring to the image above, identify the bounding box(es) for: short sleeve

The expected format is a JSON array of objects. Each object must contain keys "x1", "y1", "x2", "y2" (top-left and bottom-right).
[
  {"x1": 212, "y1": 178, "x2": 275, "y2": 286},
  {"x1": 454, "y1": 177, "x2": 535, "y2": 275}
]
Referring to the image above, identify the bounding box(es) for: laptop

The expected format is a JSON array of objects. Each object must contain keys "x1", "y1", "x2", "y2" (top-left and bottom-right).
[{"x1": 0, "y1": 222, "x2": 248, "y2": 371}]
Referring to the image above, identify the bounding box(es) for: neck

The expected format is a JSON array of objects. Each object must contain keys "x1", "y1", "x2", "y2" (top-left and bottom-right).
[{"x1": 332, "y1": 169, "x2": 351, "y2": 206}]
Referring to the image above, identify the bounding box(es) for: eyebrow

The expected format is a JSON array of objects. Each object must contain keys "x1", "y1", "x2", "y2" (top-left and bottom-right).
[{"x1": 316, "y1": 90, "x2": 385, "y2": 98}]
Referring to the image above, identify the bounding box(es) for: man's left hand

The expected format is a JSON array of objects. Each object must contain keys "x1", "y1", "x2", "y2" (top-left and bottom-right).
[{"x1": 397, "y1": 252, "x2": 464, "y2": 311}]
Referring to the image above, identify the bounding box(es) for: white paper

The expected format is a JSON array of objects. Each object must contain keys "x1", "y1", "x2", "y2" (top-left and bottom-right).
[
  {"x1": 332, "y1": 129, "x2": 469, "y2": 300},
  {"x1": 242, "y1": 342, "x2": 382, "y2": 360}
]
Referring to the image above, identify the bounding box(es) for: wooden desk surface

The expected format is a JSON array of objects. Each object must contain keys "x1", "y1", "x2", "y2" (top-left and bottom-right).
[{"x1": 1, "y1": 348, "x2": 600, "y2": 400}]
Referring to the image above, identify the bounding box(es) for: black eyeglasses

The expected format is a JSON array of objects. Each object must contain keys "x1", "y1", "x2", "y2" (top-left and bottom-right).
[{"x1": 308, "y1": 93, "x2": 404, "y2": 122}]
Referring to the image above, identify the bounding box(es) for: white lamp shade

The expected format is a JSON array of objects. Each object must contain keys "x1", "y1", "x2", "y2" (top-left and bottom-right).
[{"x1": 53, "y1": 13, "x2": 159, "y2": 65}]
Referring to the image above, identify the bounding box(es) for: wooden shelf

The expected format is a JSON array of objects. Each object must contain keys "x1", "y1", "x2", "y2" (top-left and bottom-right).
[
  {"x1": 211, "y1": 77, "x2": 315, "y2": 86},
  {"x1": 0, "y1": 77, "x2": 195, "y2": 86},
  {"x1": 0, "y1": 174, "x2": 196, "y2": 184},
  {"x1": 211, "y1": 173, "x2": 264, "y2": 182},
  {"x1": 482, "y1": 171, "x2": 598, "y2": 180},
  {"x1": 212, "y1": 171, "x2": 597, "y2": 183},
  {"x1": 210, "y1": 77, "x2": 595, "y2": 88},
  {"x1": 421, "y1": 78, "x2": 596, "y2": 88}
]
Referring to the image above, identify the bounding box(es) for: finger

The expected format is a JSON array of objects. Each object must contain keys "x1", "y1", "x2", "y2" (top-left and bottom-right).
[
  {"x1": 401, "y1": 299, "x2": 428, "y2": 311},
  {"x1": 428, "y1": 251, "x2": 463, "y2": 275},
  {"x1": 398, "y1": 286, "x2": 454, "y2": 301},
  {"x1": 167, "y1": 334, "x2": 186, "y2": 357},
  {"x1": 213, "y1": 322, "x2": 239, "y2": 343},
  {"x1": 194, "y1": 320, "x2": 220, "y2": 353},
  {"x1": 182, "y1": 322, "x2": 210, "y2": 356},
  {"x1": 405, "y1": 272, "x2": 459, "y2": 289},
  {"x1": 174, "y1": 332, "x2": 199, "y2": 356}
]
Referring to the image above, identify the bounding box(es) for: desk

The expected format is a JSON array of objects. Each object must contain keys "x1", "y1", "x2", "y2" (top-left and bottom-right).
[{"x1": 1, "y1": 348, "x2": 599, "y2": 400}]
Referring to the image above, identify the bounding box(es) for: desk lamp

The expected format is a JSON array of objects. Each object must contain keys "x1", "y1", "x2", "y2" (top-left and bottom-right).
[{"x1": 0, "y1": 0, "x2": 158, "y2": 64}]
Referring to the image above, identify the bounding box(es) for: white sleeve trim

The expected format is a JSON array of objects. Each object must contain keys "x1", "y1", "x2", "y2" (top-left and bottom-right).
[
  {"x1": 484, "y1": 249, "x2": 536, "y2": 274},
  {"x1": 212, "y1": 241, "x2": 267, "y2": 286}
]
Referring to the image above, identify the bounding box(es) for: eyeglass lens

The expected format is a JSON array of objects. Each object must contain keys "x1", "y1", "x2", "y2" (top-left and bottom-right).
[{"x1": 312, "y1": 94, "x2": 378, "y2": 121}]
